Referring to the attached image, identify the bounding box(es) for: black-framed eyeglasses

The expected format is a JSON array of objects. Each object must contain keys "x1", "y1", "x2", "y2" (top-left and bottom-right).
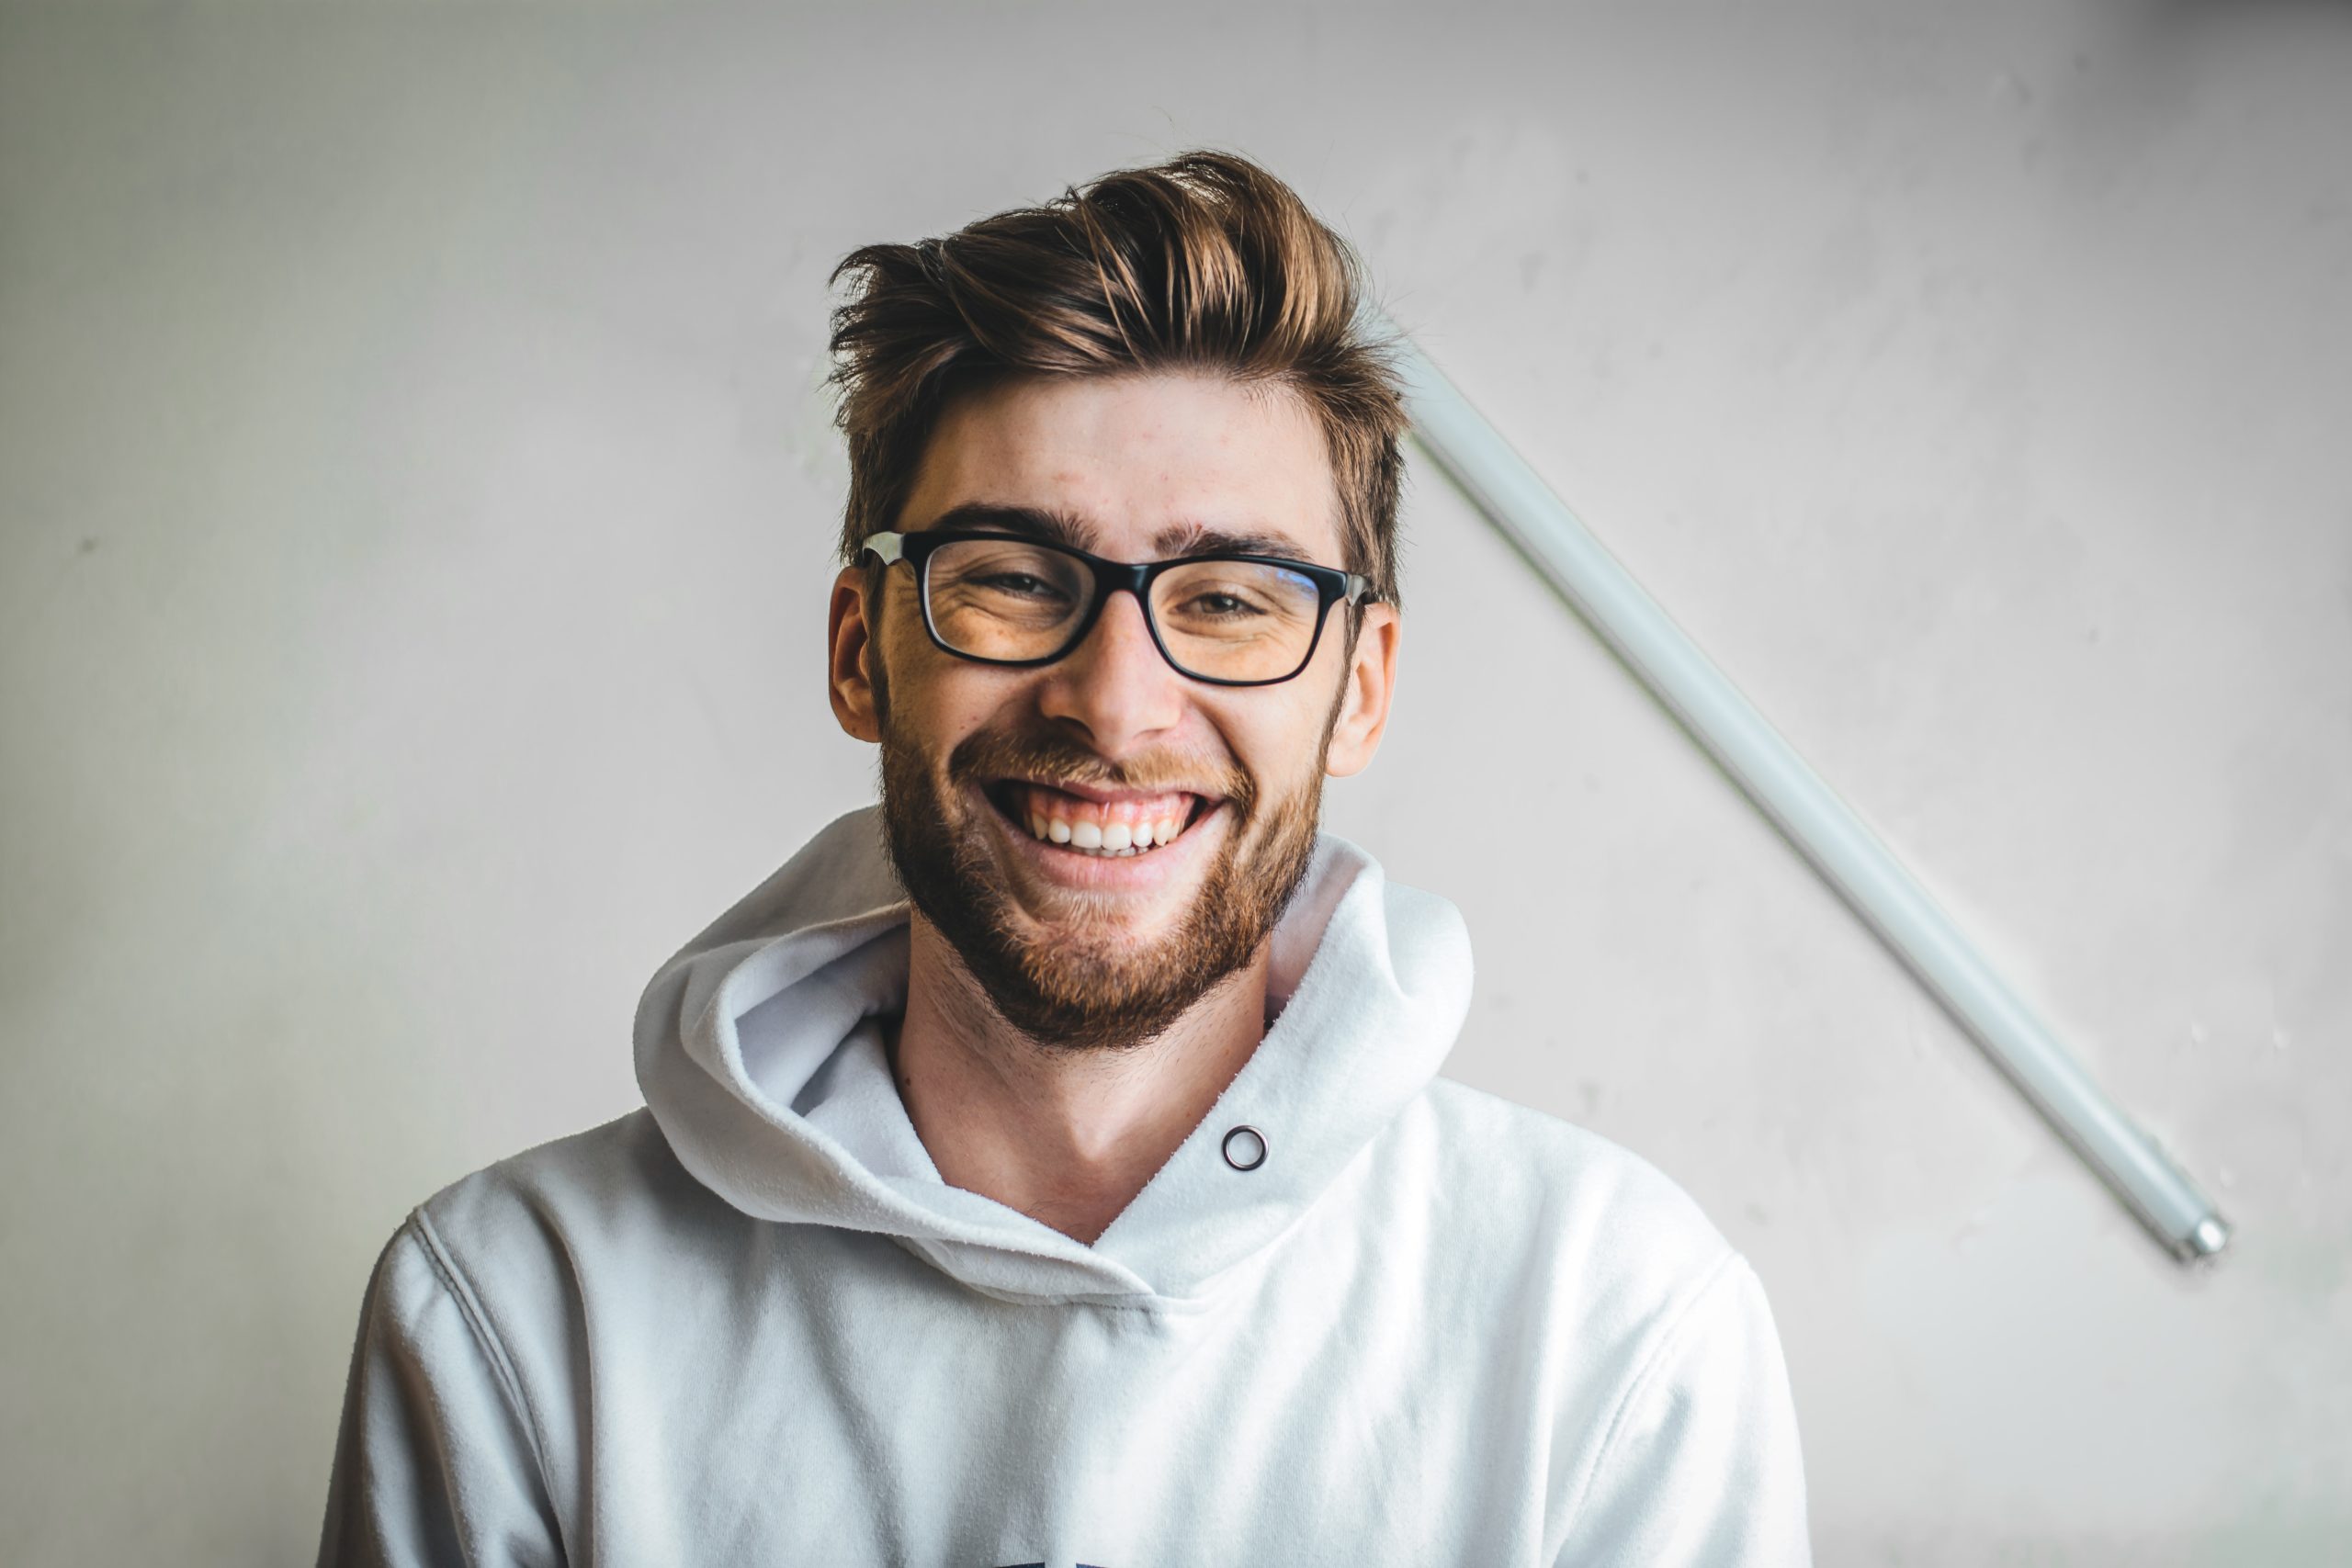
[{"x1": 860, "y1": 529, "x2": 1378, "y2": 688}]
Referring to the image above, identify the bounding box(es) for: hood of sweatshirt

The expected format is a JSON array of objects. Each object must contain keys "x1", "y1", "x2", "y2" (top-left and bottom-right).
[{"x1": 634, "y1": 806, "x2": 1473, "y2": 1304}]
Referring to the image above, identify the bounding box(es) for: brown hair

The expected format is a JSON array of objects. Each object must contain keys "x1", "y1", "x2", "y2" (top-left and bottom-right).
[{"x1": 826, "y1": 150, "x2": 1406, "y2": 604}]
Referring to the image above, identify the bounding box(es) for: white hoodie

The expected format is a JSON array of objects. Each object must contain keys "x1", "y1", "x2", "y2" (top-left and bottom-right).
[{"x1": 319, "y1": 807, "x2": 1810, "y2": 1565}]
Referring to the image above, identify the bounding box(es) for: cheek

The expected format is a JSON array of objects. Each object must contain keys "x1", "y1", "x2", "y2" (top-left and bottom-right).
[
  {"x1": 1220, "y1": 691, "x2": 1339, "y2": 798},
  {"x1": 881, "y1": 642, "x2": 1031, "y2": 758}
]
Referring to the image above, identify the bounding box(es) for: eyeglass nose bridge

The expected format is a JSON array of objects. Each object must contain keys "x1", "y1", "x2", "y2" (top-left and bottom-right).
[{"x1": 1021, "y1": 554, "x2": 1180, "y2": 674}]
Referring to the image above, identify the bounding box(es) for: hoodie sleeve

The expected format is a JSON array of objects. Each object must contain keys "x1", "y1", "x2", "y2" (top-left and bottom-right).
[
  {"x1": 1555, "y1": 1253, "x2": 1812, "y2": 1567},
  {"x1": 317, "y1": 1218, "x2": 566, "y2": 1568}
]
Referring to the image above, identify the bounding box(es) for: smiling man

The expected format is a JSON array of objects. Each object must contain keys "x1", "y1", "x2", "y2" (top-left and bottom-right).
[{"x1": 320, "y1": 152, "x2": 1810, "y2": 1566}]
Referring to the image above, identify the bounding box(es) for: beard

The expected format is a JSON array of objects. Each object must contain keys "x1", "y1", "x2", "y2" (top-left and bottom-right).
[{"x1": 876, "y1": 694, "x2": 1329, "y2": 1055}]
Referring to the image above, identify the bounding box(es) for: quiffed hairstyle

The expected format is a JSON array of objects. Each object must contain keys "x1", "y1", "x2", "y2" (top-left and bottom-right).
[{"x1": 826, "y1": 151, "x2": 1407, "y2": 605}]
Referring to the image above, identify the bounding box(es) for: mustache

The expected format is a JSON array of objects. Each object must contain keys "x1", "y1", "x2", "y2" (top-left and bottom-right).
[{"x1": 946, "y1": 728, "x2": 1255, "y2": 809}]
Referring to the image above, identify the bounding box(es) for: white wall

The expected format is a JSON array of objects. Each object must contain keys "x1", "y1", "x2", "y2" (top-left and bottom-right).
[{"x1": 3, "y1": 3, "x2": 2346, "y2": 1562}]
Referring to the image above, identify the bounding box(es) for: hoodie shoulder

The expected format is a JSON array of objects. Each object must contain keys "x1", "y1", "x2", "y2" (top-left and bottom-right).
[
  {"x1": 419, "y1": 1110, "x2": 701, "y2": 1243},
  {"x1": 1407, "y1": 1086, "x2": 1814, "y2": 1561},
  {"x1": 1407, "y1": 1077, "x2": 1739, "y2": 1313},
  {"x1": 408, "y1": 1110, "x2": 757, "y2": 1320}
]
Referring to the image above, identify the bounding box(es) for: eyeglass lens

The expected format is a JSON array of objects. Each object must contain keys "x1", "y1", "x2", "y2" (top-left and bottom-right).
[{"x1": 922, "y1": 536, "x2": 1328, "y2": 682}]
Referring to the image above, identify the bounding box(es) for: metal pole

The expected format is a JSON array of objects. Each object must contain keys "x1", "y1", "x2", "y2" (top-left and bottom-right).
[{"x1": 1385, "y1": 321, "x2": 2231, "y2": 1264}]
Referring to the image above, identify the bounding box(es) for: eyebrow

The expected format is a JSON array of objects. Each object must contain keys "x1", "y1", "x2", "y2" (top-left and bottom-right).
[
  {"x1": 910, "y1": 503, "x2": 1318, "y2": 565},
  {"x1": 915, "y1": 503, "x2": 1097, "y2": 550},
  {"x1": 1148, "y1": 521, "x2": 1318, "y2": 562}
]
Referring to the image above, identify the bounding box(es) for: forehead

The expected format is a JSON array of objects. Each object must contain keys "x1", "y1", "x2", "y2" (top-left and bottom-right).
[{"x1": 898, "y1": 372, "x2": 1343, "y2": 563}]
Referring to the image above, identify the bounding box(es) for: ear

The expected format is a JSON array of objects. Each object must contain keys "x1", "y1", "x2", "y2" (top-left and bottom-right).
[
  {"x1": 1323, "y1": 602, "x2": 1399, "y2": 778},
  {"x1": 828, "y1": 564, "x2": 884, "y2": 743}
]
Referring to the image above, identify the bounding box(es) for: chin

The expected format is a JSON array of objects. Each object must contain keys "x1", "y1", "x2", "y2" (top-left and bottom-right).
[{"x1": 878, "y1": 718, "x2": 1317, "y2": 1048}]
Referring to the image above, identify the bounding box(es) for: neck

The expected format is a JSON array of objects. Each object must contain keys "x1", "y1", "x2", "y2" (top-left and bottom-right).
[{"x1": 888, "y1": 914, "x2": 1270, "y2": 1246}]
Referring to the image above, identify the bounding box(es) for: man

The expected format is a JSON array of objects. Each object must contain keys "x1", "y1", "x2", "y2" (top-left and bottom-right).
[{"x1": 319, "y1": 151, "x2": 1809, "y2": 1565}]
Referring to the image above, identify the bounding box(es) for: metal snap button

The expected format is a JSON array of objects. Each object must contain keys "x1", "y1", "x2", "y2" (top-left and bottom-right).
[{"x1": 1221, "y1": 1124, "x2": 1268, "y2": 1172}]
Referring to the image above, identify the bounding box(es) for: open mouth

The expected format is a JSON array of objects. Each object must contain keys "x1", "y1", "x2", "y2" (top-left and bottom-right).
[{"x1": 981, "y1": 778, "x2": 1216, "y2": 858}]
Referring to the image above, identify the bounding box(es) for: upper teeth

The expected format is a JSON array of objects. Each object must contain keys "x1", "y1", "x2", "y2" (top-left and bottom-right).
[{"x1": 1019, "y1": 789, "x2": 1191, "y2": 857}]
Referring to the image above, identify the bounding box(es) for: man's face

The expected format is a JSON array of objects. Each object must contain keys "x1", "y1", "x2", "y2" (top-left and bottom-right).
[{"x1": 827, "y1": 372, "x2": 1398, "y2": 1050}]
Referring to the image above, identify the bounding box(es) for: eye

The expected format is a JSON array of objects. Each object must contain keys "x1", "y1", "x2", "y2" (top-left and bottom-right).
[
  {"x1": 1182, "y1": 591, "x2": 1263, "y2": 617},
  {"x1": 974, "y1": 571, "x2": 1070, "y2": 601}
]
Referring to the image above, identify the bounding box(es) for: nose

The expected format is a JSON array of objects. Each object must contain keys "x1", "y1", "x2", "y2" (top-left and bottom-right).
[{"x1": 1034, "y1": 588, "x2": 1187, "y2": 758}]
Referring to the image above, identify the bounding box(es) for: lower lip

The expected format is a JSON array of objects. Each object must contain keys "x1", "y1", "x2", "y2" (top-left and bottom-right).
[{"x1": 977, "y1": 785, "x2": 1227, "y2": 892}]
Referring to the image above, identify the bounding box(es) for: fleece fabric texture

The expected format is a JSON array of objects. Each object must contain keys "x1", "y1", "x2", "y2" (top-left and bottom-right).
[{"x1": 318, "y1": 807, "x2": 1811, "y2": 1566}]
